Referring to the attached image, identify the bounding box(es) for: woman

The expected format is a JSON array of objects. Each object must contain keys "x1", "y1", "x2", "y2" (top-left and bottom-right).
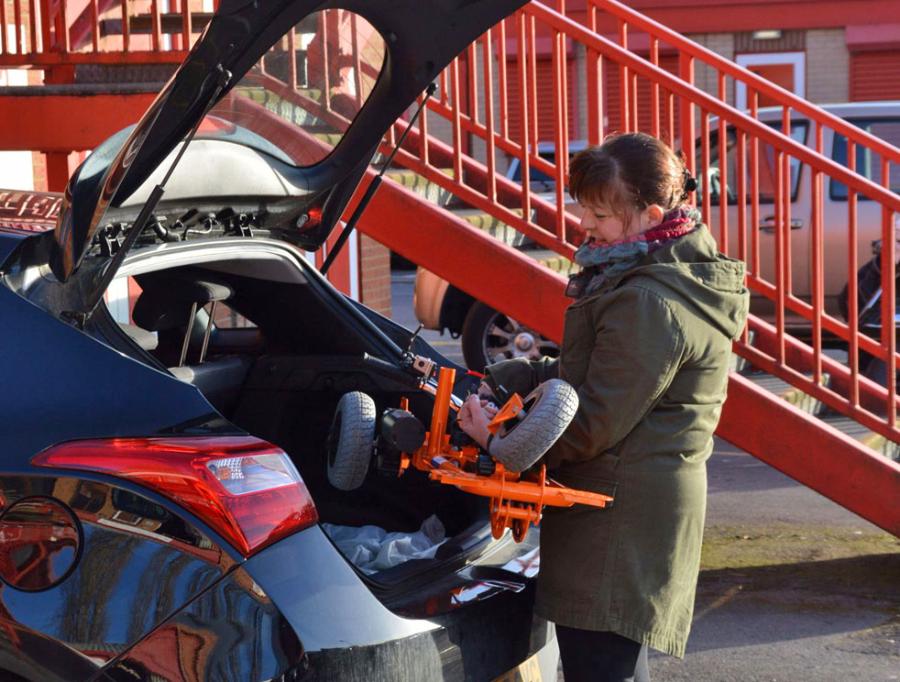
[{"x1": 458, "y1": 132, "x2": 749, "y2": 681}]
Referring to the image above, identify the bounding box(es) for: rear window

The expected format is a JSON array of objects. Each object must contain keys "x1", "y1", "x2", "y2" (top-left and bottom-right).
[
  {"x1": 207, "y1": 9, "x2": 386, "y2": 168},
  {"x1": 830, "y1": 118, "x2": 900, "y2": 201}
]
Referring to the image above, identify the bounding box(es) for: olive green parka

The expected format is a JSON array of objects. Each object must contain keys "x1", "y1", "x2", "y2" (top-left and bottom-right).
[{"x1": 484, "y1": 225, "x2": 749, "y2": 657}]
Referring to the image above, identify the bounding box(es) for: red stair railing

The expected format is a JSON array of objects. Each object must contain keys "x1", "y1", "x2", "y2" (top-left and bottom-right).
[{"x1": 375, "y1": 0, "x2": 900, "y2": 448}]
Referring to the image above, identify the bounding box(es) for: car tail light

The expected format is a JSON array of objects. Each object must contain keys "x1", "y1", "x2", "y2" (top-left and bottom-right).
[{"x1": 32, "y1": 436, "x2": 318, "y2": 557}]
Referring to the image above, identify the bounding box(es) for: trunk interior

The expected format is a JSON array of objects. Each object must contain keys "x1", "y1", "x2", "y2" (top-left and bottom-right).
[{"x1": 96, "y1": 247, "x2": 494, "y2": 581}]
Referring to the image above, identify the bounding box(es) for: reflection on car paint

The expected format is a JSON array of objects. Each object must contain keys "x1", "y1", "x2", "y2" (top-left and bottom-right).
[{"x1": 0, "y1": 474, "x2": 230, "y2": 670}]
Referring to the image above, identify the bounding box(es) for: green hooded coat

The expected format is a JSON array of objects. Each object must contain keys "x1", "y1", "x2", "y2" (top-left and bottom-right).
[{"x1": 484, "y1": 225, "x2": 749, "y2": 657}]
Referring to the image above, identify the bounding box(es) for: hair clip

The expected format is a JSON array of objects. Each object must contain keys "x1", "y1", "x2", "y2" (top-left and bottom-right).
[{"x1": 683, "y1": 176, "x2": 698, "y2": 193}]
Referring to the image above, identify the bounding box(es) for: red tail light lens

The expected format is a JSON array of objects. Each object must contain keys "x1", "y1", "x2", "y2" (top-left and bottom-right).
[{"x1": 32, "y1": 436, "x2": 318, "y2": 557}]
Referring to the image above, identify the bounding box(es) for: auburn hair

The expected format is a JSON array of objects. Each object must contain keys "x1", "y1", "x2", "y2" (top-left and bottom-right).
[{"x1": 568, "y1": 133, "x2": 692, "y2": 221}]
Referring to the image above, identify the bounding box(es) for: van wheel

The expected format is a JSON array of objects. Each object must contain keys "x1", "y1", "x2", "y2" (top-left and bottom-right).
[
  {"x1": 489, "y1": 379, "x2": 579, "y2": 472},
  {"x1": 326, "y1": 392, "x2": 376, "y2": 491},
  {"x1": 461, "y1": 302, "x2": 560, "y2": 372}
]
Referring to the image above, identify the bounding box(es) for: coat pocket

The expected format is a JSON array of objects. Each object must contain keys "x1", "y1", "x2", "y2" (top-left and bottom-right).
[{"x1": 548, "y1": 464, "x2": 619, "y2": 510}]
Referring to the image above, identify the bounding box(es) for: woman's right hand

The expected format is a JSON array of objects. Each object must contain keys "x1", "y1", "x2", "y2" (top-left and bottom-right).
[{"x1": 457, "y1": 394, "x2": 493, "y2": 449}]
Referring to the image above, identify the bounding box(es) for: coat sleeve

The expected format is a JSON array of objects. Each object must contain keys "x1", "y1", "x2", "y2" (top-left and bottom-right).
[
  {"x1": 483, "y1": 357, "x2": 559, "y2": 400},
  {"x1": 545, "y1": 285, "x2": 686, "y2": 468}
]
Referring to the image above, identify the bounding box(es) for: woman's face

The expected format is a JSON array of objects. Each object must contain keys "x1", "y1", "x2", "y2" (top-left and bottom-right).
[{"x1": 578, "y1": 201, "x2": 644, "y2": 244}]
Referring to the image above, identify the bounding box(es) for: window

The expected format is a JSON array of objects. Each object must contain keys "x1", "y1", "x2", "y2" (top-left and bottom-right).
[
  {"x1": 830, "y1": 118, "x2": 900, "y2": 201},
  {"x1": 207, "y1": 9, "x2": 386, "y2": 167},
  {"x1": 701, "y1": 121, "x2": 808, "y2": 205}
]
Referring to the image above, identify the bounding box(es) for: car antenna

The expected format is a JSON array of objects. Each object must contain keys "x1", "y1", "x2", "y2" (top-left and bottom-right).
[
  {"x1": 77, "y1": 66, "x2": 232, "y2": 324},
  {"x1": 321, "y1": 82, "x2": 437, "y2": 276}
]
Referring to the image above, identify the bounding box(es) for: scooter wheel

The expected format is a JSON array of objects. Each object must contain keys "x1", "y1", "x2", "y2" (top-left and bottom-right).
[
  {"x1": 489, "y1": 379, "x2": 579, "y2": 473},
  {"x1": 326, "y1": 391, "x2": 376, "y2": 491}
]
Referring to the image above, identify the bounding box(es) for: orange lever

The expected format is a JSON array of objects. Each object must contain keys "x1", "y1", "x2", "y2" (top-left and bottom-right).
[{"x1": 486, "y1": 393, "x2": 524, "y2": 434}]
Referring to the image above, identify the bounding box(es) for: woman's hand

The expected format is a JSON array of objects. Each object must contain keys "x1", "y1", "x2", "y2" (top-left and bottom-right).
[{"x1": 457, "y1": 394, "x2": 494, "y2": 450}]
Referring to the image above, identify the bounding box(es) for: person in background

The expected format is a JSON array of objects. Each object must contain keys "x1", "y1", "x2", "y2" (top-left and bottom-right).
[{"x1": 458, "y1": 132, "x2": 749, "y2": 682}]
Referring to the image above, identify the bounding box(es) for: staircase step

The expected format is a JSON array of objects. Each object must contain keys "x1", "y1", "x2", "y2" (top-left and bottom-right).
[
  {"x1": 818, "y1": 414, "x2": 900, "y2": 462},
  {"x1": 450, "y1": 207, "x2": 532, "y2": 248},
  {"x1": 519, "y1": 248, "x2": 578, "y2": 277},
  {"x1": 858, "y1": 432, "x2": 900, "y2": 461},
  {"x1": 746, "y1": 372, "x2": 832, "y2": 417},
  {"x1": 384, "y1": 168, "x2": 456, "y2": 207},
  {"x1": 236, "y1": 86, "x2": 328, "y2": 129},
  {"x1": 313, "y1": 132, "x2": 344, "y2": 147}
]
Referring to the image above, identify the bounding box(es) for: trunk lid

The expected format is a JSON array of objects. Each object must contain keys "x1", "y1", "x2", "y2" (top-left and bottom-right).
[{"x1": 40, "y1": 0, "x2": 526, "y2": 307}]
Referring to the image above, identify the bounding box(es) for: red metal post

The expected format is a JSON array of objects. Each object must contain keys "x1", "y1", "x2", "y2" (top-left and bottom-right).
[
  {"x1": 811, "y1": 122, "x2": 824, "y2": 385},
  {"x1": 618, "y1": 19, "x2": 629, "y2": 132},
  {"x1": 150, "y1": 0, "x2": 160, "y2": 51},
  {"x1": 881, "y1": 159, "x2": 896, "y2": 426},
  {"x1": 848, "y1": 140, "x2": 860, "y2": 408},
  {"x1": 483, "y1": 29, "x2": 497, "y2": 204},
  {"x1": 700, "y1": 111, "x2": 710, "y2": 223},
  {"x1": 749, "y1": 90, "x2": 760, "y2": 277},
  {"x1": 517, "y1": 12, "x2": 531, "y2": 222},
  {"x1": 497, "y1": 19, "x2": 508, "y2": 141},
  {"x1": 649, "y1": 37, "x2": 660, "y2": 138},
  {"x1": 717, "y1": 73, "x2": 728, "y2": 253},
  {"x1": 450, "y1": 57, "x2": 463, "y2": 182},
  {"x1": 678, "y1": 52, "x2": 694, "y2": 176}
]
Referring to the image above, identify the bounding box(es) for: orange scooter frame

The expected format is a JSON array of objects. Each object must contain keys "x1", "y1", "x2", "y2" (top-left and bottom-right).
[{"x1": 397, "y1": 364, "x2": 613, "y2": 542}]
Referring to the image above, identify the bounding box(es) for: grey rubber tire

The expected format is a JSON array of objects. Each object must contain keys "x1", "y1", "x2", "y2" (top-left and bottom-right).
[
  {"x1": 489, "y1": 379, "x2": 579, "y2": 473},
  {"x1": 326, "y1": 391, "x2": 376, "y2": 491}
]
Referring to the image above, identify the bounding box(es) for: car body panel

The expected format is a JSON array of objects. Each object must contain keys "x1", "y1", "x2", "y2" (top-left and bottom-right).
[
  {"x1": 97, "y1": 562, "x2": 308, "y2": 682},
  {"x1": 0, "y1": 472, "x2": 233, "y2": 677},
  {"x1": 0, "y1": 282, "x2": 224, "y2": 460}
]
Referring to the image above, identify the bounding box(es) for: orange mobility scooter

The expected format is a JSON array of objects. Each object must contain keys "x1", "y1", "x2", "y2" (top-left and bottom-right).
[{"x1": 326, "y1": 350, "x2": 613, "y2": 542}]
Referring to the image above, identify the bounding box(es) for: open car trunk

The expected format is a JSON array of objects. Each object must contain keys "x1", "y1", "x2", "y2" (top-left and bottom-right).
[{"x1": 97, "y1": 239, "x2": 505, "y2": 586}]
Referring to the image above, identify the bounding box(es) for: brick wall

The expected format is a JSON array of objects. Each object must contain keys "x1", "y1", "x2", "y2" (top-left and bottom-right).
[
  {"x1": 806, "y1": 29, "x2": 849, "y2": 104},
  {"x1": 688, "y1": 33, "x2": 736, "y2": 104},
  {"x1": 360, "y1": 234, "x2": 392, "y2": 317}
]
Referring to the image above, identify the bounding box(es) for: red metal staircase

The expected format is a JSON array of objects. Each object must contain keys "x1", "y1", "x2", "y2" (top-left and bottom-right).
[{"x1": 1, "y1": 0, "x2": 898, "y2": 534}]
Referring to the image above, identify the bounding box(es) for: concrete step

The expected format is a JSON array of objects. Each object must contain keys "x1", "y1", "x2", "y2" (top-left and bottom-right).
[
  {"x1": 744, "y1": 371, "x2": 832, "y2": 417},
  {"x1": 744, "y1": 368, "x2": 899, "y2": 461},
  {"x1": 237, "y1": 86, "x2": 328, "y2": 129},
  {"x1": 449, "y1": 207, "x2": 532, "y2": 248},
  {"x1": 313, "y1": 131, "x2": 344, "y2": 147},
  {"x1": 518, "y1": 248, "x2": 578, "y2": 277},
  {"x1": 384, "y1": 168, "x2": 456, "y2": 207}
]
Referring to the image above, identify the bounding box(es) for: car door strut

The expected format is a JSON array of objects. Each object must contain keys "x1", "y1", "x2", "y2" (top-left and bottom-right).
[{"x1": 321, "y1": 82, "x2": 437, "y2": 276}]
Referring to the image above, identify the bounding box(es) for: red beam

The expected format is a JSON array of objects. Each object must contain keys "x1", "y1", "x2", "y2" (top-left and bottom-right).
[
  {"x1": 717, "y1": 373, "x2": 900, "y2": 536},
  {"x1": 0, "y1": 92, "x2": 156, "y2": 151},
  {"x1": 355, "y1": 173, "x2": 569, "y2": 342}
]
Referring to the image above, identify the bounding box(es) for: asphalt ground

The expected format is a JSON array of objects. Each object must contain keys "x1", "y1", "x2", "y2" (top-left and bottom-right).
[{"x1": 390, "y1": 270, "x2": 900, "y2": 682}]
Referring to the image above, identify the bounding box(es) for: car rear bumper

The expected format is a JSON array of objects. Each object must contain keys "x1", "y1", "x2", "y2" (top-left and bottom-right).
[
  {"x1": 98, "y1": 525, "x2": 557, "y2": 682},
  {"x1": 246, "y1": 525, "x2": 558, "y2": 682}
]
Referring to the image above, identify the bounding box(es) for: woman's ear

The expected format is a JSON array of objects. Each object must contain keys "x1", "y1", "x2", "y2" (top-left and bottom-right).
[{"x1": 644, "y1": 204, "x2": 665, "y2": 228}]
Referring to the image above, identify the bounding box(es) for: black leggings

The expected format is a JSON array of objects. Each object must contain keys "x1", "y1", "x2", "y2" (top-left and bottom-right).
[{"x1": 556, "y1": 625, "x2": 651, "y2": 682}]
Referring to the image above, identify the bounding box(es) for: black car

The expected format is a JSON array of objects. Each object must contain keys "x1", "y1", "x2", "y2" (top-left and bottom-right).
[{"x1": 0, "y1": 1, "x2": 561, "y2": 680}]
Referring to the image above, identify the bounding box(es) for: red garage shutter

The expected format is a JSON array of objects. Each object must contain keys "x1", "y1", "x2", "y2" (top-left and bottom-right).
[
  {"x1": 604, "y1": 54, "x2": 679, "y2": 142},
  {"x1": 506, "y1": 56, "x2": 578, "y2": 144},
  {"x1": 851, "y1": 50, "x2": 900, "y2": 101}
]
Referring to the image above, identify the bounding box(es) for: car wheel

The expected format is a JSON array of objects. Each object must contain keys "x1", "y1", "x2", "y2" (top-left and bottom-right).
[
  {"x1": 326, "y1": 391, "x2": 376, "y2": 491},
  {"x1": 489, "y1": 379, "x2": 579, "y2": 472},
  {"x1": 461, "y1": 301, "x2": 560, "y2": 372}
]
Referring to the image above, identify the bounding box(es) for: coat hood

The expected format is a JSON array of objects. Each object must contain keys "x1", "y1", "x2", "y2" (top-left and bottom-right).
[{"x1": 619, "y1": 225, "x2": 749, "y2": 341}]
